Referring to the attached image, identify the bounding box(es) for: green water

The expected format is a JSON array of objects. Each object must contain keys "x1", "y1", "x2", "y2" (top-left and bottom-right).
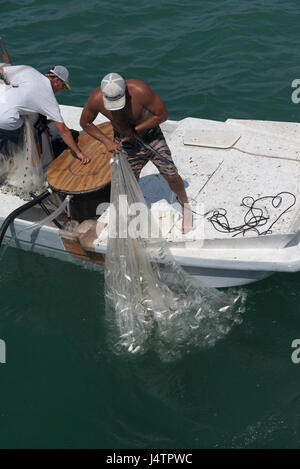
[{"x1": 1, "y1": 0, "x2": 300, "y2": 449}]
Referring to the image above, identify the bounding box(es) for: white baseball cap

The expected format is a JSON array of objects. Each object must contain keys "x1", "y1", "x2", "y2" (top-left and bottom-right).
[
  {"x1": 101, "y1": 73, "x2": 126, "y2": 110},
  {"x1": 49, "y1": 65, "x2": 71, "y2": 90}
]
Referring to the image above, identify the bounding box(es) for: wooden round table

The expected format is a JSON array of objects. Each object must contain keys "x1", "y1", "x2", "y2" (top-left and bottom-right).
[{"x1": 47, "y1": 122, "x2": 113, "y2": 194}]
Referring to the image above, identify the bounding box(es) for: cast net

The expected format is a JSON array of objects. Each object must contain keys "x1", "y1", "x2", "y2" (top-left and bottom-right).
[
  {"x1": 105, "y1": 152, "x2": 245, "y2": 361},
  {"x1": 0, "y1": 116, "x2": 44, "y2": 199}
]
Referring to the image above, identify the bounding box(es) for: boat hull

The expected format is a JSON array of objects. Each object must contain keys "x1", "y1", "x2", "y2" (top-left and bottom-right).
[{"x1": 1, "y1": 217, "x2": 274, "y2": 288}]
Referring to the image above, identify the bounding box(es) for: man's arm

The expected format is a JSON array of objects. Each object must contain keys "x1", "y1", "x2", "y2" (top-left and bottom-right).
[
  {"x1": 53, "y1": 122, "x2": 90, "y2": 164},
  {"x1": 132, "y1": 81, "x2": 168, "y2": 133},
  {"x1": 80, "y1": 92, "x2": 121, "y2": 153}
]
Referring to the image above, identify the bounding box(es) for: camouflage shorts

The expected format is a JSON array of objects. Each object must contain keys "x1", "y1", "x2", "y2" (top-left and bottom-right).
[{"x1": 114, "y1": 126, "x2": 178, "y2": 179}]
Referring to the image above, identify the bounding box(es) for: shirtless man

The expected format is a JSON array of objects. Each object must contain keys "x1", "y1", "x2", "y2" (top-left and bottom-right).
[{"x1": 80, "y1": 73, "x2": 191, "y2": 233}]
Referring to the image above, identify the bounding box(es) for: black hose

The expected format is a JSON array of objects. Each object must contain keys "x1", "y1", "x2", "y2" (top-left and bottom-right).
[{"x1": 0, "y1": 190, "x2": 50, "y2": 247}]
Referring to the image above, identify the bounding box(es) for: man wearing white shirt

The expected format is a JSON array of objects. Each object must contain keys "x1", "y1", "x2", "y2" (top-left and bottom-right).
[{"x1": 0, "y1": 65, "x2": 89, "y2": 164}]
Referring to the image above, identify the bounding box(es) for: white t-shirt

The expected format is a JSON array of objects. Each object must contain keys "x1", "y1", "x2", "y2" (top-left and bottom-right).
[{"x1": 0, "y1": 65, "x2": 64, "y2": 130}]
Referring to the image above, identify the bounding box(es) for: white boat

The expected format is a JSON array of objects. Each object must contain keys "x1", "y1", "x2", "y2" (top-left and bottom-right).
[{"x1": 2, "y1": 104, "x2": 300, "y2": 288}]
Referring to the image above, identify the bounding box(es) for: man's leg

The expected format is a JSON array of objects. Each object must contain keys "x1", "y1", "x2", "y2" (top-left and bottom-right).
[
  {"x1": 163, "y1": 173, "x2": 188, "y2": 205},
  {"x1": 163, "y1": 174, "x2": 193, "y2": 234},
  {"x1": 144, "y1": 127, "x2": 192, "y2": 234}
]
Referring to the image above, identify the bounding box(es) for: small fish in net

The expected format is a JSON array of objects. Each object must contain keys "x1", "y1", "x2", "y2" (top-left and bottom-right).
[{"x1": 104, "y1": 152, "x2": 246, "y2": 361}]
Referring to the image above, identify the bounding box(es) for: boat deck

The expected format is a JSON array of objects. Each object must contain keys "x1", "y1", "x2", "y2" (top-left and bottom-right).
[
  {"x1": 2, "y1": 109, "x2": 300, "y2": 247},
  {"x1": 137, "y1": 117, "x2": 300, "y2": 246}
]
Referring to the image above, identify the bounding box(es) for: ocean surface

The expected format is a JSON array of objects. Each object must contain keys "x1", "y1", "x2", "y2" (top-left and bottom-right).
[{"x1": 1, "y1": 0, "x2": 300, "y2": 449}]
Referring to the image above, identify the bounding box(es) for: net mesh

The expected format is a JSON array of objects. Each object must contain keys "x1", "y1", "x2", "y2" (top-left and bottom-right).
[
  {"x1": 105, "y1": 152, "x2": 246, "y2": 361},
  {"x1": 0, "y1": 116, "x2": 44, "y2": 199}
]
